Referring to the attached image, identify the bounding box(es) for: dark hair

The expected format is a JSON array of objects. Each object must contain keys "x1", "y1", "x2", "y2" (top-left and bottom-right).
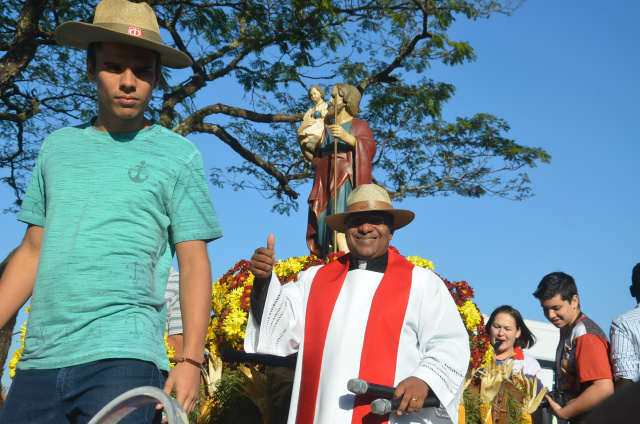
[
  {"x1": 87, "y1": 42, "x2": 161, "y2": 74},
  {"x1": 486, "y1": 305, "x2": 536, "y2": 350},
  {"x1": 87, "y1": 42, "x2": 103, "y2": 69},
  {"x1": 533, "y1": 271, "x2": 578, "y2": 302},
  {"x1": 633, "y1": 263, "x2": 640, "y2": 287}
]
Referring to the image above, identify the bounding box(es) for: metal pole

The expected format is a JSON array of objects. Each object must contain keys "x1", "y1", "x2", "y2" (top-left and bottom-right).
[{"x1": 333, "y1": 101, "x2": 338, "y2": 253}]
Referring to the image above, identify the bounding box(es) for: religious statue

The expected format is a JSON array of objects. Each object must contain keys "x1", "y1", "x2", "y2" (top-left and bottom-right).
[
  {"x1": 304, "y1": 83, "x2": 377, "y2": 257},
  {"x1": 297, "y1": 85, "x2": 329, "y2": 157}
]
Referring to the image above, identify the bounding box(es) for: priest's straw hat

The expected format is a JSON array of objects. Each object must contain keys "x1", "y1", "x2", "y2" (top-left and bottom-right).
[
  {"x1": 324, "y1": 184, "x2": 415, "y2": 233},
  {"x1": 54, "y1": 0, "x2": 192, "y2": 69}
]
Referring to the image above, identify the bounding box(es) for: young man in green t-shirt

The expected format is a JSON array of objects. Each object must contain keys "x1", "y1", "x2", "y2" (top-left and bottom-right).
[{"x1": 0, "y1": 1, "x2": 222, "y2": 422}]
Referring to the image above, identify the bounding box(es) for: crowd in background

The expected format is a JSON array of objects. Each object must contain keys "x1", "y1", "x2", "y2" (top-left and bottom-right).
[{"x1": 484, "y1": 264, "x2": 640, "y2": 424}]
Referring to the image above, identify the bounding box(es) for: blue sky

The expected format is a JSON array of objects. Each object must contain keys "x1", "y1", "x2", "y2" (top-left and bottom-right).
[{"x1": 2, "y1": 0, "x2": 639, "y2": 388}]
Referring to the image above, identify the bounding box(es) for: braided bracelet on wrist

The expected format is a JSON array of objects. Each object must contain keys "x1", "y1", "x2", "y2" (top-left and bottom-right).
[{"x1": 176, "y1": 357, "x2": 204, "y2": 369}]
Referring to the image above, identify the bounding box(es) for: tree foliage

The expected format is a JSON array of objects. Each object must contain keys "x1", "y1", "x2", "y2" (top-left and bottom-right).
[{"x1": 0, "y1": 0, "x2": 550, "y2": 214}]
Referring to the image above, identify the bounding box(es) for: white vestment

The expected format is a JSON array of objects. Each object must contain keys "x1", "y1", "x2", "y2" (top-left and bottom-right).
[{"x1": 245, "y1": 261, "x2": 470, "y2": 424}]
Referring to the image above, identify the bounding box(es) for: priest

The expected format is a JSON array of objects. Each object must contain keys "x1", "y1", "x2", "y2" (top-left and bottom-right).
[{"x1": 245, "y1": 184, "x2": 470, "y2": 424}]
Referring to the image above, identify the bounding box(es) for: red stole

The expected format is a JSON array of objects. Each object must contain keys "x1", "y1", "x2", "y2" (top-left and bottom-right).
[{"x1": 295, "y1": 250, "x2": 414, "y2": 424}]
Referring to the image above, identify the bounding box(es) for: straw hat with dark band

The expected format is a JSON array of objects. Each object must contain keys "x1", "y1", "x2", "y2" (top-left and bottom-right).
[
  {"x1": 54, "y1": 0, "x2": 192, "y2": 69},
  {"x1": 324, "y1": 184, "x2": 415, "y2": 233}
]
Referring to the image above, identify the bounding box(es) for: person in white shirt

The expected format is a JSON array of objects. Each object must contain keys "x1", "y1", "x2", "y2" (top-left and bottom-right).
[{"x1": 610, "y1": 263, "x2": 640, "y2": 390}]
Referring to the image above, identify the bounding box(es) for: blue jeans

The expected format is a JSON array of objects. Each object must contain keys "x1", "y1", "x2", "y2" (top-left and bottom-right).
[{"x1": 0, "y1": 359, "x2": 166, "y2": 424}]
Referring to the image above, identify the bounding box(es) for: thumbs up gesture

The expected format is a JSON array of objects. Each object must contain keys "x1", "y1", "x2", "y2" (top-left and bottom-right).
[{"x1": 250, "y1": 234, "x2": 276, "y2": 279}]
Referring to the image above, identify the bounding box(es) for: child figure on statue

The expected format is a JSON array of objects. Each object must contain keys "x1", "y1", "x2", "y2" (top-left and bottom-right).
[{"x1": 297, "y1": 85, "x2": 329, "y2": 157}]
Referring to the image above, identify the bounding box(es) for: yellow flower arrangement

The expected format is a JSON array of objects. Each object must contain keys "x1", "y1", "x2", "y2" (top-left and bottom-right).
[
  {"x1": 208, "y1": 259, "x2": 257, "y2": 356},
  {"x1": 458, "y1": 299, "x2": 482, "y2": 331},
  {"x1": 481, "y1": 345, "x2": 494, "y2": 368},
  {"x1": 8, "y1": 305, "x2": 29, "y2": 379},
  {"x1": 406, "y1": 256, "x2": 435, "y2": 270},
  {"x1": 274, "y1": 256, "x2": 307, "y2": 277},
  {"x1": 165, "y1": 332, "x2": 176, "y2": 369},
  {"x1": 8, "y1": 325, "x2": 26, "y2": 379},
  {"x1": 223, "y1": 306, "x2": 248, "y2": 340}
]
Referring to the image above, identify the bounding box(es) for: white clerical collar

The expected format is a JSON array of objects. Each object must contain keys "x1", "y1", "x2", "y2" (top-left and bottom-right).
[{"x1": 357, "y1": 260, "x2": 368, "y2": 270}]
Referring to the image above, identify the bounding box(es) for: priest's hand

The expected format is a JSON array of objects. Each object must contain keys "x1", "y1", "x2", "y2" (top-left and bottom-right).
[
  {"x1": 393, "y1": 376, "x2": 429, "y2": 415},
  {"x1": 251, "y1": 234, "x2": 276, "y2": 280}
]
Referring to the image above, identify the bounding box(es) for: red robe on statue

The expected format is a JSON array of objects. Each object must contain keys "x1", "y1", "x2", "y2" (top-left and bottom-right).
[{"x1": 306, "y1": 118, "x2": 377, "y2": 256}]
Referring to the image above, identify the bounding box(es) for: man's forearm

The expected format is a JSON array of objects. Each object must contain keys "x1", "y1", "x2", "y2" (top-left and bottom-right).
[
  {"x1": 176, "y1": 240, "x2": 212, "y2": 362},
  {"x1": 0, "y1": 225, "x2": 42, "y2": 328},
  {"x1": 179, "y1": 266, "x2": 211, "y2": 362},
  {"x1": 559, "y1": 379, "x2": 614, "y2": 419}
]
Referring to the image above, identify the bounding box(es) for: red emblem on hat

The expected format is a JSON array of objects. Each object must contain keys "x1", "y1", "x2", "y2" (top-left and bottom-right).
[{"x1": 128, "y1": 26, "x2": 142, "y2": 38}]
